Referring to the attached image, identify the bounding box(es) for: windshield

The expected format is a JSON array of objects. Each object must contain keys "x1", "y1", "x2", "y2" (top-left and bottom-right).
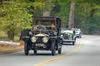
[
  {"x1": 34, "y1": 20, "x2": 55, "y2": 26},
  {"x1": 33, "y1": 20, "x2": 56, "y2": 31}
]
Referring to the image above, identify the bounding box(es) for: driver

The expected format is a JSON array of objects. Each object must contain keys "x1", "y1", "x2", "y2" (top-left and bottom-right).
[{"x1": 51, "y1": 21, "x2": 56, "y2": 31}]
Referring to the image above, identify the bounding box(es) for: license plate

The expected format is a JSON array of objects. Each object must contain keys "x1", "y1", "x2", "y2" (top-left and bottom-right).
[{"x1": 36, "y1": 44, "x2": 44, "y2": 47}]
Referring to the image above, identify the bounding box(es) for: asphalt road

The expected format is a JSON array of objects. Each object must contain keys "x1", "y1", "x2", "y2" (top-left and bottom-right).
[{"x1": 0, "y1": 35, "x2": 100, "y2": 66}]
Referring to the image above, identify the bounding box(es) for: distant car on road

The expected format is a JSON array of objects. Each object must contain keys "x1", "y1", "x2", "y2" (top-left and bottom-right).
[
  {"x1": 72, "y1": 28, "x2": 82, "y2": 38},
  {"x1": 61, "y1": 29, "x2": 76, "y2": 45}
]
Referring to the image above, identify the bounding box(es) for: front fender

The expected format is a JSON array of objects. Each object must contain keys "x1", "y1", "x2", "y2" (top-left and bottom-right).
[{"x1": 20, "y1": 29, "x2": 31, "y2": 41}]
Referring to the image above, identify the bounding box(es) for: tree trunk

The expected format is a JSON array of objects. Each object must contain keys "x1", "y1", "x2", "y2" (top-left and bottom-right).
[
  {"x1": 0, "y1": 0, "x2": 3, "y2": 4},
  {"x1": 7, "y1": 30, "x2": 14, "y2": 41},
  {"x1": 68, "y1": 0, "x2": 76, "y2": 29},
  {"x1": 7, "y1": 24, "x2": 15, "y2": 41},
  {"x1": 90, "y1": 8, "x2": 96, "y2": 17}
]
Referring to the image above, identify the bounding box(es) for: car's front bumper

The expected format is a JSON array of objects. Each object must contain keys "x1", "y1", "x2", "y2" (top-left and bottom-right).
[
  {"x1": 62, "y1": 39, "x2": 75, "y2": 45},
  {"x1": 76, "y1": 34, "x2": 81, "y2": 38}
]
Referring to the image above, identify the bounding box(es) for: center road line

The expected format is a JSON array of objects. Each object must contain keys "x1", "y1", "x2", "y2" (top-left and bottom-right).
[{"x1": 34, "y1": 44, "x2": 80, "y2": 66}]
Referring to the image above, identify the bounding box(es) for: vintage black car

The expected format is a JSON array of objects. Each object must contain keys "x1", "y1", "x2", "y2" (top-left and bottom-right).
[{"x1": 20, "y1": 16, "x2": 62, "y2": 56}]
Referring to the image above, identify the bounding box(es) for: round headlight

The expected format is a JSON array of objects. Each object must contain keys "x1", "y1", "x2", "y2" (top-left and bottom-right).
[
  {"x1": 31, "y1": 36, "x2": 37, "y2": 43},
  {"x1": 42, "y1": 37, "x2": 48, "y2": 43},
  {"x1": 29, "y1": 31, "x2": 32, "y2": 35}
]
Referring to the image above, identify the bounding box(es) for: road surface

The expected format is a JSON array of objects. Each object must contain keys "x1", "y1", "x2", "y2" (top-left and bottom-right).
[{"x1": 0, "y1": 35, "x2": 100, "y2": 66}]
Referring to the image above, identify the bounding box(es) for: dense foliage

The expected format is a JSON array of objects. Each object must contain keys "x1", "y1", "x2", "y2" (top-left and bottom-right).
[{"x1": 0, "y1": 0, "x2": 100, "y2": 40}]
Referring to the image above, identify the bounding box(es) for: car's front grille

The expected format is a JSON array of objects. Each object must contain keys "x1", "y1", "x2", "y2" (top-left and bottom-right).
[
  {"x1": 64, "y1": 35, "x2": 69, "y2": 39},
  {"x1": 36, "y1": 37, "x2": 43, "y2": 43}
]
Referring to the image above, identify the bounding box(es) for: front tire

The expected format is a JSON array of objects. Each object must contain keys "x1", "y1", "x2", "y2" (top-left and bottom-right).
[
  {"x1": 51, "y1": 39, "x2": 56, "y2": 56},
  {"x1": 34, "y1": 50, "x2": 37, "y2": 54},
  {"x1": 72, "y1": 41, "x2": 75, "y2": 45},
  {"x1": 72, "y1": 37, "x2": 76, "y2": 45},
  {"x1": 24, "y1": 42, "x2": 29, "y2": 55},
  {"x1": 58, "y1": 41, "x2": 62, "y2": 54},
  {"x1": 58, "y1": 48, "x2": 62, "y2": 54}
]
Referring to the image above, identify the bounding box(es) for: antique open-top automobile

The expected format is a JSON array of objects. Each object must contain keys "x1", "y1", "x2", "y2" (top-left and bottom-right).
[
  {"x1": 61, "y1": 29, "x2": 76, "y2": 45},
  {"x1": 20, "y1": 16, "x2": 62, "y2": 56}
]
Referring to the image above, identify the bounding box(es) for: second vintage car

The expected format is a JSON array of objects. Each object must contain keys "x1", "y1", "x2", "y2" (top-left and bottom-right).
[
  {"x1": 72, "y1": 28, "x2": 82, "y2": 38},
  {"x1": 61, "y1": 29, "x2": 76, "y2": 45},
  {"x1": 20, "y1": 16, "x2": 62, "y2": 56}
]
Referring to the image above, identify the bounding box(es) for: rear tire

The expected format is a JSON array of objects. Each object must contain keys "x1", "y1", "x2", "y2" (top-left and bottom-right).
[{"x1": 79, "y1": 35, "x2": 82, "y2": 38}]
